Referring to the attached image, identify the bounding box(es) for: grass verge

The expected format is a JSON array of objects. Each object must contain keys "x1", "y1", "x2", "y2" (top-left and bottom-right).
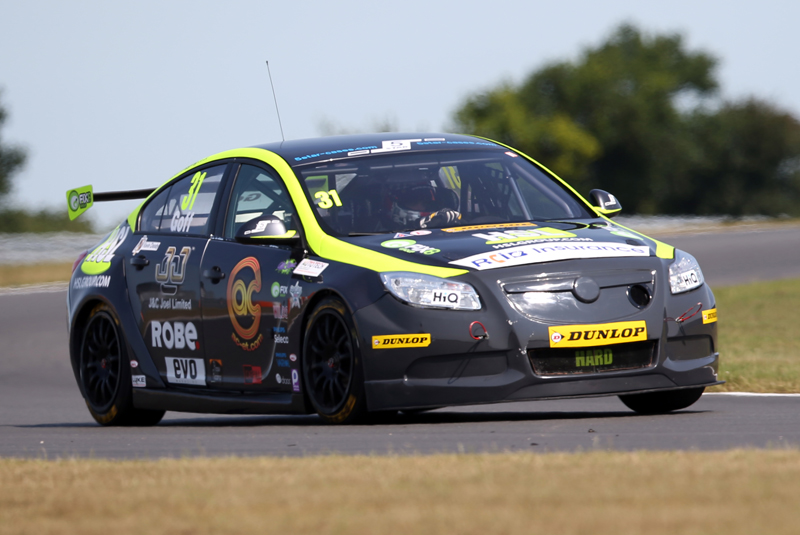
[
  {"x1": 0, "y1": 262, "x2": 73, "y2": 287},
  {"x1": 2, "y1": 450, "x2": 799, "y2": 535},
  {"x1": 713, "y1": 277, "x2": 800, "y2": 392}
]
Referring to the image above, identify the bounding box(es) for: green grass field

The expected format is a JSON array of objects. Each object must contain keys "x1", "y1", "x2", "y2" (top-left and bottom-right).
[{"x1": 713, "y1": 278, "x2": 800, "y2": 392}]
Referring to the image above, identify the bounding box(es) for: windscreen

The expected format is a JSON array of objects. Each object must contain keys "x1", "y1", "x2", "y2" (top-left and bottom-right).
[{"x1": 293, "y1": 149, "x2": 591, "y2": 235}]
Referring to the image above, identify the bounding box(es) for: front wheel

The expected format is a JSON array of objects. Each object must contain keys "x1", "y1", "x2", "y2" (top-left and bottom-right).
[
  {"x1": 302, "y1": 297, "x2": 368, "y2": 424},
  {"x1": 78, "y1": 304, "x2": 165, "y2": 426},
  {"x1": 619, "y1": 387, "x2": 705, "y2": 415}
]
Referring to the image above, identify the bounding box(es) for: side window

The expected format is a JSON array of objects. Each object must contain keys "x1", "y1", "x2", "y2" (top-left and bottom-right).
[
  {"x1": 157, "y1": 164, "x2": 225, "y2": 235},
  {"x1": 224, "y1": 164, "x2": 295, "y2": 239},
  {"x1": 139, "y1": 186, "x2": 173, "y2": 232}
]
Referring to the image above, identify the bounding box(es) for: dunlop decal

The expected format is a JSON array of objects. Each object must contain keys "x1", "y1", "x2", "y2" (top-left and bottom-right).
[
  {"x1": 372, "y1": 334, "x2": 432, "y2": 349},
  {"x1": 702, "y1": 308, "x2": 717, "y2": 324},
  {"x1": 549, "y1": 321, "x2": 647, "y2": 348}
]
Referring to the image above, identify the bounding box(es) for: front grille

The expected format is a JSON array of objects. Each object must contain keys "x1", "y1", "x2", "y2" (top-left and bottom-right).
[{"x1": 527, "y1": 341, "x2": 657, "y2": 376}]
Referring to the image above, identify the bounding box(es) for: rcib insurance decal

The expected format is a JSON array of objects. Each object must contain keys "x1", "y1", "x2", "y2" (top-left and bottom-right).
[
  {"x1": 450, "y1": 242, "x2": 649, "y2": 270},
  {"x1": 702, "y1": 308, "x2": 717, "y2": 324},
  {"x1": 549, "y1": 321, "x2": 647, "y2": 348},
  {"x1": 372, "y1": 334, "x2": 432, "y2": 349}
]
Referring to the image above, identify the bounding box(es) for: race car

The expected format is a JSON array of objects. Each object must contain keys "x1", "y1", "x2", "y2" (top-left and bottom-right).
[{"x1": 66, "y1": 133, "x2": 720, "y2": 425}]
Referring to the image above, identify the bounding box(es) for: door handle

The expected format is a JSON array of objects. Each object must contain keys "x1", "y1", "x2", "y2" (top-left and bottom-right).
[
  {"x1": 129, "y1": 255, "x2": 149, "y2": 270},
  {"x1": 203, "y1": 266, "x2": 226, "y2": 283}
]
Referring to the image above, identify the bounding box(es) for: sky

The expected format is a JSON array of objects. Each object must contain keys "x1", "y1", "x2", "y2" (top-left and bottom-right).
[{"x1": 2, "y1": 0, "x2": 799, "y2": 230}]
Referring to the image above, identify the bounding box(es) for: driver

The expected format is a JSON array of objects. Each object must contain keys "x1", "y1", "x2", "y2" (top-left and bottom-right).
[{"x1": 390, "y1": 183, "x2": 461, "y2": 229}]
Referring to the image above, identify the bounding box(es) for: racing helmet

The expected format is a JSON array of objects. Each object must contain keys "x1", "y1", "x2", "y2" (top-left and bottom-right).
[{"x1": 390, "y1": 184, "x2": 439, "y2": 226}]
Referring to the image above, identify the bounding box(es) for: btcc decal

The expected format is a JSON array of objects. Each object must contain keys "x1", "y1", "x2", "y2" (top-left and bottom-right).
[
  {"x1": 549, "y1": 321, "x2": 647, "y2": 348},
  {"x1": 372, "y1": 334, "x2": 432, "y2": 349},
  {"x1": 702, "y1": 308, "x2": 718, "y2": 324},
  {"x1": 289, "y1": 281, "x2": 303, "y2": 309},
  {"x1": 472, "y1": 227, "x2": 576, "y2": 244},
  {"x1": 442, "y1": 222, "x2": 537, "y2": 233},
  {"x1": 165, "y1": 357, "x2": 205, "y2": 385},
  {"x1": 450, "y1": 242, "x2": 650, "y2": 270},
  {"x1": 576, "y1": 348, "x2": 613, "y2": 367}
]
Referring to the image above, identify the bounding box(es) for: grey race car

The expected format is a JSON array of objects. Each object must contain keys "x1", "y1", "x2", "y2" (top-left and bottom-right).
[{"x1": 66, "y1": 133, "x2": 720, "y2": 425}]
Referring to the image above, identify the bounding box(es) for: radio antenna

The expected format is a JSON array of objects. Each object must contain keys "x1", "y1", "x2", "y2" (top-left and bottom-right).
[{"x1": 265, "y1": 60, "x2": 285, "y2": 142}]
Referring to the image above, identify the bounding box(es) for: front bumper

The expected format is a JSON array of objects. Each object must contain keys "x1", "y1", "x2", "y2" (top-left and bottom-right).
[{"x1": 356, "y1": 258, "x2": 719, "y2": 411}]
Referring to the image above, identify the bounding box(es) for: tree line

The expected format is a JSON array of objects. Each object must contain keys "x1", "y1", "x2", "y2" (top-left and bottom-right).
[{"x1": 452, "y1": 24, "x2": 800, "y2": 216}]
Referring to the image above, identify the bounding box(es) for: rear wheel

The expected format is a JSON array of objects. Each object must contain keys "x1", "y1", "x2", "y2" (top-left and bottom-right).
[
  {"x1": 302, "y1": 297, "x2": 367, "y2": 424},
  {"x1": 619, "y1": 387, "x2": 705, "y2": 415},
  {"x1": 78, "y1": 304, "x2": 165, "y2": 426}
]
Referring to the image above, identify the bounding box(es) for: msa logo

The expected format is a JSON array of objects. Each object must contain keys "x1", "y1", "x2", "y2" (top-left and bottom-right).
[
  {"x1": 156, "y1": 246, "x2": 191, "y2": 295},
  {"x1": 151, "y1": 321, "x2": 198, "y2": 350},
  {"x1": 576, "y1": 349, "x2": 613, "y2": 367},
  {"x1": 372, "y1": 334, "x2": 432, "y2": 349},
  {"x1": 165, "y1": 357, "x2": 205, "y2": 385},
  {"x1": 548, "y1": 321, "x2": 647, "y2": 348}
]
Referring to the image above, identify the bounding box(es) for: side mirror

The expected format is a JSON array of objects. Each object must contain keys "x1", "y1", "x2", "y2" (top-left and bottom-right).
[
  {"x1": 589, "y1": 189, "x2": 622, "y2": 218},
  {"x1": 235, "y1": 215, "x2": 300, "y2": 245}
]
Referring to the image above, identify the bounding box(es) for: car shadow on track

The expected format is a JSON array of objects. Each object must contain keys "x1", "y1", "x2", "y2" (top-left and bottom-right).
[{"x1": 14, "y1": 409, "x2": 708, "y2": 428}]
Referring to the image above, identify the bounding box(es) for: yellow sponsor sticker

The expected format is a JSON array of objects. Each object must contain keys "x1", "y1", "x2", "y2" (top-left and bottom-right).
[
  {"x1": 372, "y1": 334, "x2": 432, "y2": 349},
  {"x1": 702, "y1": 308, "x2": 717, "y2": 324},
  {"x1": 442, "y1": 222, "x2": 537, "y2": 233},
  {"x1": 548, "y1": 321, "x2": 647, "y2": 348}
]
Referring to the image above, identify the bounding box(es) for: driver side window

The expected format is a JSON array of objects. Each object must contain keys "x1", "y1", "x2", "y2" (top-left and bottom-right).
[{"x1": 224, "y1": 164, "x2": 295, "y2": 239}]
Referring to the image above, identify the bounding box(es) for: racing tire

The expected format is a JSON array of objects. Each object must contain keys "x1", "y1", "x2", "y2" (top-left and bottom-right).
[
  {"x1": 78, "y1": 304, "x2": 165, "y2": 426},
  {"x1": 302, "y1": 297, "x2": 368, "y2": 425},
  {"x1": 618, "y1": 387, "x2": 705, "y2": 415}
]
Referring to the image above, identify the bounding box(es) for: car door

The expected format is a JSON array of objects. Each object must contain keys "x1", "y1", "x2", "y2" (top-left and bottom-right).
[
  {"x1": 126, "y1": 163, "x2": 228, "y2": 389},
  {"x1": 200, "y1": 163, "x2": 301, "y2": 391}
]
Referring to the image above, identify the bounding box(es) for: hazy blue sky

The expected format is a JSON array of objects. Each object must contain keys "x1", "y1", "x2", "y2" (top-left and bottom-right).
[{"x1": 2, "y1": 0, "x2": 798, "y2": 230}]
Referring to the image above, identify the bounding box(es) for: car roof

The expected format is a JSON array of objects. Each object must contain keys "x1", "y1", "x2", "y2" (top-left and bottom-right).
[{"x1": 252, "y1": 132, "x2": 504, "y2": 166}]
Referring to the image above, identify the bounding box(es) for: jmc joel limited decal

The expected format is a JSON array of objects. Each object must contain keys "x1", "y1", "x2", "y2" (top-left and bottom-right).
[{"x1": 227, "y1": 257, "x2": 263, "y2": 351}]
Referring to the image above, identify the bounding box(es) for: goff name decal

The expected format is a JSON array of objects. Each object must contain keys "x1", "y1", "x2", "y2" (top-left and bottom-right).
[
  {"x1": 372, "y1": 334, "x2": 432, "y2": 349},
  {"x1": 549, "y1": 321, "x2": 647, "y2": 348},
  {"x1": 227, "y1": 257, "x2": 263, "y2": 351}
]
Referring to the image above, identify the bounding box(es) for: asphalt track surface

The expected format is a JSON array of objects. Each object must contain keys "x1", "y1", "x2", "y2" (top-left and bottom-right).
[{"x1": 1, "y1": 225, "x2": 799, "y2": 459}]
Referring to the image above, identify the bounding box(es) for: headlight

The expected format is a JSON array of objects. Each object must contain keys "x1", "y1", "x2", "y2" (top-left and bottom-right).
[
  {"x1": 668, "y1": 250, "x2": 705, "y2": 294},
  {"x1": 380, "y1": 272, "x2": 481, "y2": 310}
]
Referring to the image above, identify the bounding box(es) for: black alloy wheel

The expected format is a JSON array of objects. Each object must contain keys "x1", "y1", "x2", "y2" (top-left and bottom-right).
[
  {"x1": 80, "y1": 309, "x2": 122, "y2": 413},
  {"x1": 302, "y1": 297, "x2": 367, "y2": 424},
  {"x1": 78, "y1": 304, "x2": 165, "y2": 426}
]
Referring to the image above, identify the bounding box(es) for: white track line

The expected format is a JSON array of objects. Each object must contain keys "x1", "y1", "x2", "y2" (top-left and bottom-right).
[{"x1": 0, "y1": 282, "x2": 69, "y2": 296}]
